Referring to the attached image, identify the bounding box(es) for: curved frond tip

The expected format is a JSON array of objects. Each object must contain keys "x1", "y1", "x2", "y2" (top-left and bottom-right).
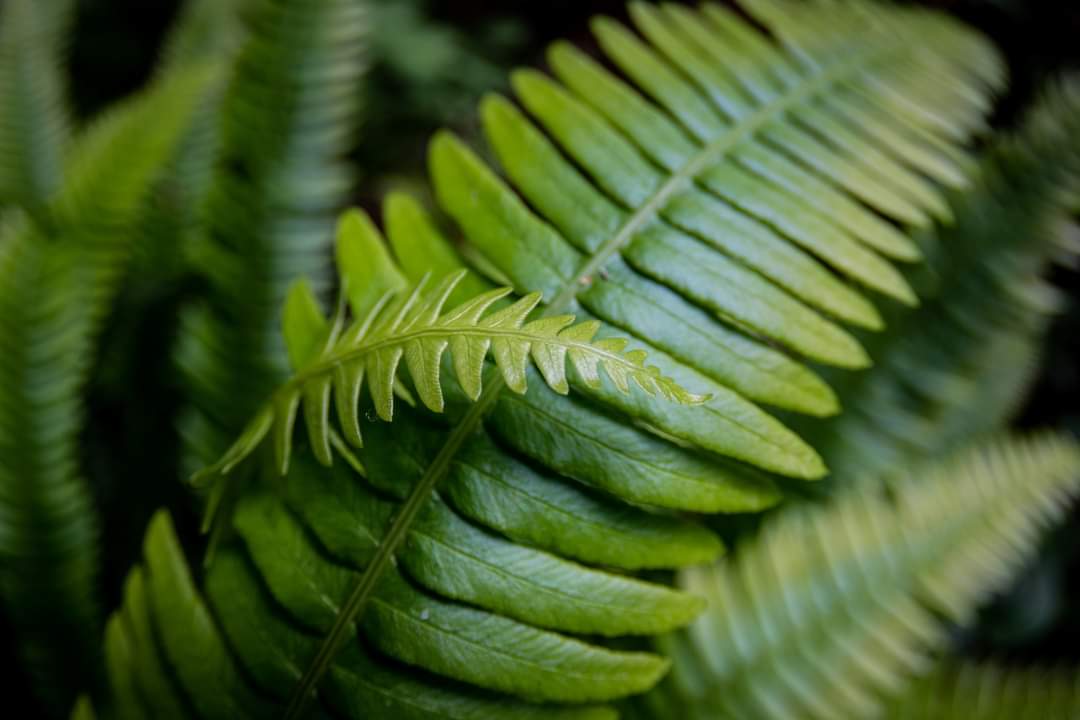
[{"x1": 193, "y1": 270, "x2": 707, "y2": 485}]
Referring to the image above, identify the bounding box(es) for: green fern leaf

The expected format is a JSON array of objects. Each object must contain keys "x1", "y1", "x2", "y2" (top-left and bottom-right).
[
  {"x1": 883, "y1": 662, "x2": 1080, "y2": 719},
  {"x1": 0, "y1": 0, "x2": 74, "y2": 209},
  {"x1": 806, "y1": 79, "x2": 1080, "y2": 484},
  {"x1": 634, "y1": 434, "x2": 1080, "y2": 720},
  {"x1": 213, "y1": 0, "x2": 1004, "y2": 712},
  {"x1": 177, "y1": 0, "x2": 369, "y2": 478},
  {"x1": 0, "y1": 63, "x2": 221, "y2": 713},
  {"x1": 120, "y1": 0, "x2": 248, "y2": 293}
]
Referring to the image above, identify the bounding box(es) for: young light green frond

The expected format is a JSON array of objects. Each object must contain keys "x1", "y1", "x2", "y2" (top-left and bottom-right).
[
  {"x1": 195, "y1": 270, "x2": 707, "y2": 484},
  {"x1": 631, "y1": 434, "x2": 1080, "y2": 720},
  {"x1": 882, "y1": 661, "x2": 1080, "y2": 719}
]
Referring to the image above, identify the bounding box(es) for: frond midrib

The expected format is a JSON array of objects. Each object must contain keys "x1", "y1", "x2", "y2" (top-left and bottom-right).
[
  {"x1": 544, "y1": 34, "x2": 899, "y2": 313},
  {"x1": 289, "y1": 325, "x2": 648, "y2": 388}
]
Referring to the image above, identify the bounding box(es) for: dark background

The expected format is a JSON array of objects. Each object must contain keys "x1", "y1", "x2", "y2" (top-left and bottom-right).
[{"x1": 4, "y1": 0, "x2": 1080, "y2": 714}]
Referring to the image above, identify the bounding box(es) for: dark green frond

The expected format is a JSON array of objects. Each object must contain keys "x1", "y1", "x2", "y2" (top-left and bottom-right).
[
  {"x1": 808, "y1": 78, "x2": 1080, "y2": 484},
  {"x1": 0, "y1": 0, "x2": 75, "y2": 209},
  {"x1": 177, "y1": 0, "x2": 370, "y2": 477},
  {"x1": 630, "y1": 434, "x2": 1080, "y2": 720},
  {"x1": 0, "y1": 64, "x2": 221, "y2": 714},
  {"x1": 102, "y1": 508, "x2": 633, "y2": 719},
  {"x1": 124, "y1": 0, "x2": 249, "y2": 289}
]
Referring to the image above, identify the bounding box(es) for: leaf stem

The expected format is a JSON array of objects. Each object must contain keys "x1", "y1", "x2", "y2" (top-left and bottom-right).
[{"x1": 288, "y1": 325, "x2": 657, "y2": 389}]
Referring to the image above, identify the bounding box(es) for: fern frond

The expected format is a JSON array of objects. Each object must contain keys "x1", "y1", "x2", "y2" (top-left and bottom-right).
[
  {"x1": 807, "y1": 78, "x2": 1080, "y2": 484},
  {"x1": 883, "y1": 661, "x2": 1080, "y2": 719},
  {"x1": 0, "y1": 64, "x2": 221, "y2": 713},
  {"x1": 123, "y1": 0, "x2": 248, "y2": 285},
  {"x1": 198, "y1": 259, "x2": 706, "y2": 482},
  {"x1": 0, "y1": 0, "x2": 74, "y2": 209},
  {"x1": 632, "y1": 434, "x2": 1080, "y2": 720},
  {"x1": 177, "y1": 0, "x2": 369, "y2": 478},
  {"x1": 157, "y1": 0, "x2": 251, "y2": 76},
  {"x1": 399, "y1": 0, "x2": 1006, "y2": 486}
]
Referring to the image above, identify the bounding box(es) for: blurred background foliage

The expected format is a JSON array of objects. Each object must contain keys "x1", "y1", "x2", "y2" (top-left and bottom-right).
[{"x1": 2, "y1": 0, "x2": 1079, "y2": 714}]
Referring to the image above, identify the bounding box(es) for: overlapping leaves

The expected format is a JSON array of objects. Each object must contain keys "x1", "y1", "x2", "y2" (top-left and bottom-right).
[
  {"x1": 0, "y1": 62, "x2": 221, "y2": 713},
  {"x1": 806, "y1": 78, "x2": 1080, "y2": 484},
  {"x1": 633, "y1": 434, "x2": 1080, "y2": 720},
  {"x1": 197, "y1": 243, "x2": 706, "y2": 483},
  {"x1": 89, "y1": 0, "x2": 1014, "y2": 716}
]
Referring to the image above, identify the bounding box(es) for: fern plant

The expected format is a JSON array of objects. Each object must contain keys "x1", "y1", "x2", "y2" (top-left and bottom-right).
[
  {"x1": 5, "y1": 0, "x2": 1079, "y2": 717},
  {"x1": 75, "y1": 0, "x2": 1047, "y2": 717},
  {"x1": 0, "y1": 54, "x2": 222, "y2": 713},
  {"x1": 630, "y1": 434, "x2": 1080, "y2": 719}
]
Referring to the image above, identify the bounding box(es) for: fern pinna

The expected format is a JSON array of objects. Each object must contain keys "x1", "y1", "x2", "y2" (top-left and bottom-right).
[
  {"x1": 76, "y1": 0, "x2": 1022, "y2": 717},
  {"x1": 882, "y1": 661, "x2": 1080, "y2": 720}
]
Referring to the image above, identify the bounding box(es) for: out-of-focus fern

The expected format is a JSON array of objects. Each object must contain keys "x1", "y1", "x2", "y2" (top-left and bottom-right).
[
  {"x1": 124, "y1": 0, "x2": 250, "y2": 289},
  {"x1": 0, "y1": 64, "x2": 220, "y2": 715},
  {"x1": 806, "y1": 79, "x2": 1080, "y2": 483},
  {"x1": 177, "y1": 0, "x2": 370, "y2": 480},
  {"x1": 630, "y1": 434, "x2": 1080, "y2": 720},
  {"x1": 0, "y1": 0, "x2": 74, "y2": 210},
  {"x1": 83, "y1": 0, "x2": 250, "y2": 630},
  {"x1": 360, "y1": 0, "x2": 522, "y2": 180},
  {"x1": 158, "y1": 0, "x2": 253, "y2": 76},
  {"x1": 882, "y1": 661, "x2": 1080, "y2": 719}
]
